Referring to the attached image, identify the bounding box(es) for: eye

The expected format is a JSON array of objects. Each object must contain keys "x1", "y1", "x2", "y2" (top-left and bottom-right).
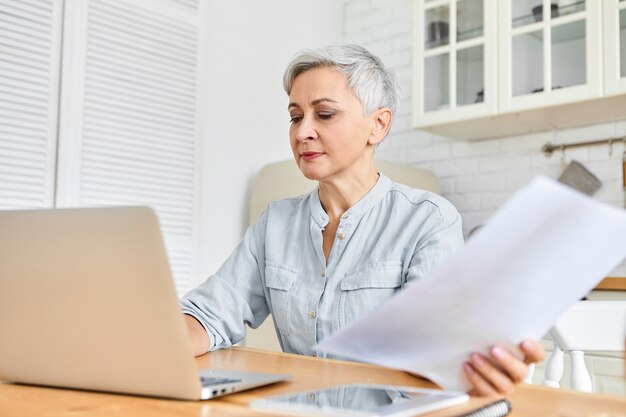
[
  {"x1": 318, "y1": 112, "x2": 335, "y2": 120},
  {"x1": 289, "y1": 115, "x2": 302, "y2": 124}
]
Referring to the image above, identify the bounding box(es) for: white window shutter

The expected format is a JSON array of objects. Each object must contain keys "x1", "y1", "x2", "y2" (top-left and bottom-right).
[
  {"x1": 56, "y1": 0, "x2": 204, "y2": 296},
  {"x1": 0, "y1": 0, "x2": 63, "y2": 209}
]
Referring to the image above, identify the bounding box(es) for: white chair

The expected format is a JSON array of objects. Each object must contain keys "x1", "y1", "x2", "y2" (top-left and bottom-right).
[
  {"x1": 537, "y1": 301, "x2": 626, "y2": 392},
  {"x1": 249, "y1": 159, "x2": 440, "y2": 225},
  {"x1": 244, "y1": 159, "x2": 441, "y2": 351}
]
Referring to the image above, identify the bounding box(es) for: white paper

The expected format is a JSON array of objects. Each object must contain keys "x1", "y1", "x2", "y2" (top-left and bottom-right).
[{"x1": 317, "y1": 176, "x2": 626, "y2": 391}]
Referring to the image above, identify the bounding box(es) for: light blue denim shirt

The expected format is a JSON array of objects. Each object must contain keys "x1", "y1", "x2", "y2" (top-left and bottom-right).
[{"x1": 180, "y1": 173, "x2": 463, "y2": 357}]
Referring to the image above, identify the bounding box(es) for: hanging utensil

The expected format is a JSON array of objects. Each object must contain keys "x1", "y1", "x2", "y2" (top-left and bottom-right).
[{"x1": 557, "y1": 160, "x2": 602, "y2": 196}]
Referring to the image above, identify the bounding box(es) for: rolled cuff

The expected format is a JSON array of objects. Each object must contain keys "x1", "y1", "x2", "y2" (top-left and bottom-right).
[{"x1": 180, "y1": 303, "x2": 223, "y2": 352}]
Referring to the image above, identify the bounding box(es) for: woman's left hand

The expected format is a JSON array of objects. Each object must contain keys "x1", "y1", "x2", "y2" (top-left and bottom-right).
[{"x1": 463, "y1": 339, "x2": 544, "y2": 397}]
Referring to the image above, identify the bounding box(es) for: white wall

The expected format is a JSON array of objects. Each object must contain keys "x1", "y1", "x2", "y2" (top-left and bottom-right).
[{"x1": 197, "y1": 1, "x2": 344, "y2": 283}]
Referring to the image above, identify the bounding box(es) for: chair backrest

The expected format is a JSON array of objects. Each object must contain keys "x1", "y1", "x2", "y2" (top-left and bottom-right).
[
  {"x1": 244, "y1": 159, "x2": 440, "y2": 352},
  {"x1": 249, "y1": 159, "x2": 440, "y2": 224}
]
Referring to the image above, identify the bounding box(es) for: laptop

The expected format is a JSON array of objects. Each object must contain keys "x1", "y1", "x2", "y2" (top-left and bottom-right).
[{"x1": 0, "y1": 206, "x2": 290, "y2": 400}]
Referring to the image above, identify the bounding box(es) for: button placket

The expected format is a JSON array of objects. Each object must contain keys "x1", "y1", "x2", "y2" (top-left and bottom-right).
[
  {"x1": 336, "y1": 216, "x2": 352, "y2": 242},
  {"x1": 337, "y1": 220, "x2": 346, "y2": 241}
]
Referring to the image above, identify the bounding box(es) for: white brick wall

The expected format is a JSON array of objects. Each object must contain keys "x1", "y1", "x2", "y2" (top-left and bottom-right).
[{"x1": 344, "y1": 0, "x2": 626, "y2": 238}]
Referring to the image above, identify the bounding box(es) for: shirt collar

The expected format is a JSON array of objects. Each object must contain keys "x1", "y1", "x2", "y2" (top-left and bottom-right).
[{"x1": 308, "y1": 173, "x2": 393, "y2": 228}]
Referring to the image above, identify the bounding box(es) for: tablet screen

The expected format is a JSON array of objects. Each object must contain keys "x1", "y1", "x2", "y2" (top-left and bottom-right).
[{"x1": 250, "y1": 383, "x2": 469, "y2": 417}]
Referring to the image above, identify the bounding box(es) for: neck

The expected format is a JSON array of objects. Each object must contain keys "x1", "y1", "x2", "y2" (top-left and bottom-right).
[{"x1": 318, "y1": 161, "x2": 379, "y2": 220}]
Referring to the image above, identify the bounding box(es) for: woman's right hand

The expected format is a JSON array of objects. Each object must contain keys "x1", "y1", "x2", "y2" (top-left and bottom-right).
[{"x1": 183, "y1": 314, "x2": 210, "y2": 356}]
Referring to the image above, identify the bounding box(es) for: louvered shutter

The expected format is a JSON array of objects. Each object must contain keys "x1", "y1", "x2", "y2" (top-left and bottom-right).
[
  {"x1": 0, "y1": 0, "x2": 63, "y2": 209},
  {"x1": 56, "y1": 0, "x2": 204, "y2": 296}
]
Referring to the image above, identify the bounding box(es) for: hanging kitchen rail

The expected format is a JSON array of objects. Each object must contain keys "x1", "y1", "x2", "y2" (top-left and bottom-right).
[{"x1": 542, "y1": 136, "x2": 626, "y2": 156}]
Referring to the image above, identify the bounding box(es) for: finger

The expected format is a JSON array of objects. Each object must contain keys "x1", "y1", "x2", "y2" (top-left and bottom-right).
[
  {"x1": 490, "y1": 346, "x2": 528, "y2": 384},
  {"x1": 469, "y1": 352, "x2": 515, "y2": 395},
  {"x1": 519, "y1": 339, "x2": 545, "y2": 364},
  {"x1": 463, "y1": 362, "x2": 499, "y2": 398}
]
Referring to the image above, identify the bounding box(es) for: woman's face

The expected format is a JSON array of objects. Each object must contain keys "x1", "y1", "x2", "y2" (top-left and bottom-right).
[{"x1": 288, "y1": 67, "x2": 377, "y2": 182}]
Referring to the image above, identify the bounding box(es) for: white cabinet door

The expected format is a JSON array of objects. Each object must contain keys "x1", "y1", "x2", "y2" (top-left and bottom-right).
[
  {"x1": 499, "y1": 0, "x2": 603, "y2": 113},
  {"x1": 412, "y1": 0, "x2": 498, "y2": 128},
  {"x1": 411, "y1": 0, "x2": 626, "y2": 140},
  {"x1": 604, "y1": 0, "x2": 626, "y2": 95},
  {"x1": 0, "y1": 0, "x2": 63, "y2": 209},
  {"x1": 56, "y1": 0, "x2": 206, "y2": 296}
]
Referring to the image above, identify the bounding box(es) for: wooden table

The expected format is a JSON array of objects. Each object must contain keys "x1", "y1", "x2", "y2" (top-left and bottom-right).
[
  {"x1": 1, "y1": 347, "x2": 624, "y2": 417},
  {"x1": 596, "y1": 277, "x2": 626, "y2": 291}
]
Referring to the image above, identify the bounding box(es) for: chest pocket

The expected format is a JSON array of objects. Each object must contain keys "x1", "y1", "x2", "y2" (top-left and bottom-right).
[
  {"x1": 339, "y1": 264, "x2": 404, "y2": 328},
  {"x1": 265, "y1": 265, "x2": 298, "y2": 336}
]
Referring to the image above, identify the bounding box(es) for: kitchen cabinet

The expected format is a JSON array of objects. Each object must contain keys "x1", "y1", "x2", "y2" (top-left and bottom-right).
[
  {"x1": 412, "y1": 0, "x2": 626, "y2": 140},
  {"x1": 412, "y1": 0, "x2": 498, "y2": 128},
  {"x1": 499, "y1": 0, "x2": 602, "y2": 112},
  {"x1": 605, "y1": 0, "x2": 626, "y2": 95}
]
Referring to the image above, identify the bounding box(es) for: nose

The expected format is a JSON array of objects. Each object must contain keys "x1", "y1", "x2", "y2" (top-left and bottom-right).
[{"x1": 294, "y1": 116, "x2": 317, "y2": 142}]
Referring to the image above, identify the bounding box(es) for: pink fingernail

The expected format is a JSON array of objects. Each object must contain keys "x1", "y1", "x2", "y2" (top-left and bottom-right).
[
  {"x1": 492, "y1": 346, "x2": 505, "y2": 359},
  {"x1": 464, "y1": 363, "x2": 475, "y2": 374},
  {"x1": 471, "y1": 353, "x2": 483, "y2": 365}
]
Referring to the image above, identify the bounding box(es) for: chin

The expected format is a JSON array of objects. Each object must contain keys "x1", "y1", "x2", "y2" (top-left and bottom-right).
[
  {"x1": 300, "y1": 170, "x2": 323, "y2": 181},
  {"x1": 297, "y1": 162, "x2": 325, "y2": 181}
]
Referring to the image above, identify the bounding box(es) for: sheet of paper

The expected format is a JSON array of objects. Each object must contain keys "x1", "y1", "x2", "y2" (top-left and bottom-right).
[{"x1": 317, "y1": 176, "x2": 626, "y2": 391}]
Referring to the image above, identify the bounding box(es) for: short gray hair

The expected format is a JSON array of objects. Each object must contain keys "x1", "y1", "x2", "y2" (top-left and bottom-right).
[{"x1": 283, "y1": 44, "x2": 400, "y2": 115}]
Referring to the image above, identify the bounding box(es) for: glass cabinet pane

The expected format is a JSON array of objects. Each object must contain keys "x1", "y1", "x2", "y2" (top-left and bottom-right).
[
  {"x1": 457, "y1": 0, "x2": 483, "y2": 42},
  {"x1": 552, "y1": 21, "x2": 586, "y2": 89},
  {"x1": 512, "y1": 0, "x2": 542, "y2": 28},
  {"x1": 424, "y1": 54, "x2": 449, "y2": 111},
  {"x1": 512, "y1": 30, "x2": 543, "y2": 95},
  {"x1": 425, "y1": 5, "x2": 450, "y2": 49},
  {"x1": 556, "y1": 0, "x2": 585, "y2": 18},
  {"x1": 621, "y1": 8, "x2": 626, "y2": 78},
  {"x1": 457, "y1": 46, "x2": 484, "y2": 105}
]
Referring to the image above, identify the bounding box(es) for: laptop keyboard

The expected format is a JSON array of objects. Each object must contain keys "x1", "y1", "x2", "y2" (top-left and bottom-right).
[{"x1": 200, "y1": 376, "x2": 243, "y2": 387}]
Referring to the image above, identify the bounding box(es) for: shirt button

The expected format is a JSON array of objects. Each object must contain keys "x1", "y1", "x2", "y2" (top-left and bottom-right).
[
  {"x1": 308, "y1": 310, "x2": 317, "y2": 318},
  {"x1": 337, "y1": 232, "x2": 345, "y2": 240},
  {"x1": 320, "y1": 270, "x2": 326, "y2": 278},
  {"x1": 341, "y1": 212, "x2": 349, "y2": 219}
]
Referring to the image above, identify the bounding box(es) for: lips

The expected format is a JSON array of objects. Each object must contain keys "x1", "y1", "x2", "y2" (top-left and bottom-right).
[{"x1": 301, "y1": 152, "x2": 324, "y2": 161}]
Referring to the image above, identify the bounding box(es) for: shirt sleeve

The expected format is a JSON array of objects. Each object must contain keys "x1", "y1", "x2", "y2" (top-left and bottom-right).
[
  {"x1": 406, "y1": 197, "x2": 464, "y2": 283},
  {"x1": 180, "y1": 210, "x2": 270, "y2": 352}
]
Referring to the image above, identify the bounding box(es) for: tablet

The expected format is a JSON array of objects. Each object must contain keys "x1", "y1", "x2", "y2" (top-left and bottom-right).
[{"x1": 250, "y1": 383, "x2": 469, "y2": 417}]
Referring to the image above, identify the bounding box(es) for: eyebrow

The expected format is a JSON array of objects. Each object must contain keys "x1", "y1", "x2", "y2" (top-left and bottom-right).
[{"x1": 288, "y1": 97, "x2": 338, "y2": 110}]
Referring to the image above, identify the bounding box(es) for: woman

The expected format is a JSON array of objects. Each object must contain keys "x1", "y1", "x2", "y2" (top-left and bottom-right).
[{"x1": 181, "y1": 45, "x2": 543, "y2": 397}]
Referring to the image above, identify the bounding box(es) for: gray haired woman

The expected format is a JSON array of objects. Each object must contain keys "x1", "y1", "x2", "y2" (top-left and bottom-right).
[{"x1": 181, "y1": 44, "x2": 543, "y2": 397}]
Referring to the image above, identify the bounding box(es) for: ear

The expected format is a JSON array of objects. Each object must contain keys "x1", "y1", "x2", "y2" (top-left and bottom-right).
[{"x1": 368, "y1": 108, "x2": 393, "y2": 146}]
